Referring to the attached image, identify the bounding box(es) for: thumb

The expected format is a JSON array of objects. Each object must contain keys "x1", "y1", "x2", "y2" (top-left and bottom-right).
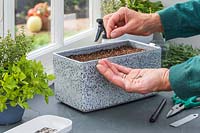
[{"x1": 110, "y1": 26, "x2": 126, "y2": 38}]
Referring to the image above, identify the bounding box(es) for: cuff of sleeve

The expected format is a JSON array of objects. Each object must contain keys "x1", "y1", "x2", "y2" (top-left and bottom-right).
[
  {"x1": 158, "y1": 7, "x2": 179, "y2": 41},
  {"x1": 169, "y1": 64, "x2": 188, "y2": 99},
  {"x1": 169, "y1": 57, "x2": 200, "y2": 100}
]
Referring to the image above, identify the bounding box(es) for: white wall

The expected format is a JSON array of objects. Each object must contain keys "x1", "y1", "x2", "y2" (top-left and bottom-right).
[{"x1": 152, "y1": 0, "x2": 200, "y2": 48}]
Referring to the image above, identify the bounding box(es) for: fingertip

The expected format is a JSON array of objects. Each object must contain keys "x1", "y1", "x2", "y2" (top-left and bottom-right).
[
  {"x1": 98, "y1": 58, "x2": 108, "y2": 64},
  {"x1": 110, "y1": 31, "x2": 118, "y2": 38},
  {"x1": 98, "y1": 59, "x2": 103, "y2": 64},
  {"x1": 106, "y1": 19, "x2": 116, "y2": 38},
  {"x1": 110, "y1": 26, "x2": 126, "y2": 38},
  {"x1": 103, "y1": 59, "x2": 112, "y2": 65},
  {"x1": 96, "y1": 64, "x2": 105, "y2": 72},
  {"x1": 102, "y1": 58, "x2": 108, "y2": 62},
  {"x1": 96, "y1": 64, "x2": 101, "y2": 69},
  {"x1": 106, "y1": 28, "x2": 112, "y2": 39},
  {"x1": 107, "y1": 33, "x2": 111, "y2": 39}
]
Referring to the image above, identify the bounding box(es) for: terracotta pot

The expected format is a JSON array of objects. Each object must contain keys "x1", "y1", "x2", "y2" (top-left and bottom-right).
[{"x1": 41, "y1": 16, "x2": 50, "y2": 31}]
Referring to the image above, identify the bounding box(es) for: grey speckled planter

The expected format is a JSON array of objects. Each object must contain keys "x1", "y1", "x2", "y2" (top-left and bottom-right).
[{"x1": 53, "y1": 40, "x2": 161, "y2": 112}]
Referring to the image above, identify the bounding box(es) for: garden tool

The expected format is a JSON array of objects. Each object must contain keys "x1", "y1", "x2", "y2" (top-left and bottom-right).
[
  {"x1": 166, "y1": 94, "x2": 200, "y2": 118},
  {"x1": 94, "y1": 18, "x2": 107, "y2": 42}
]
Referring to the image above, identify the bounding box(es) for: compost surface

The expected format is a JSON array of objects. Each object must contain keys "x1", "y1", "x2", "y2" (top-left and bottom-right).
[{"x1": 67, "y1": 45, "x2": 144, "y2": 62}]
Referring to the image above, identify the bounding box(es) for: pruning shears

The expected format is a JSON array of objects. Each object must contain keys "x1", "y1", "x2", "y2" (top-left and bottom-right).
[{"x1": 166, "y1": 94, "x2": 200, "y2": 118}]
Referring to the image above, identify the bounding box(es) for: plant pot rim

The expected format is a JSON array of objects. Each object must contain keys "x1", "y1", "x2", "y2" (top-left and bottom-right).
[
  {"x1": 5, "y1": 101, "x2": 22, "y2": 109},
  {"x1": 53, "y1": 39, "x2": 160, "y2": 63}
]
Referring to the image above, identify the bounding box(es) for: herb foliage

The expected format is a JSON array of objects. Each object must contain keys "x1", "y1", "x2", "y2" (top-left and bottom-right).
[
  {"x1": 0, "y1": 31, "x2": 32, "y2": 68},
  {"x1": 162, "y1": 43, "x2": 200, "y2": 68},
  {"x1": 120, "y1": 0, "x2": 164, "y2": 13},
  {"x1": 0, "y1": 31, "x2": 54, "y2": 112},
  {"x1": 102, "y1": 0, "x2": 164, "y2": 16}
]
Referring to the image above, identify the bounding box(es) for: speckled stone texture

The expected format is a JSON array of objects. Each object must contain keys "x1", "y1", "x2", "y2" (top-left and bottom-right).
[{"x1": 53, "y1": 40, "x2": 161, "y2": 112}]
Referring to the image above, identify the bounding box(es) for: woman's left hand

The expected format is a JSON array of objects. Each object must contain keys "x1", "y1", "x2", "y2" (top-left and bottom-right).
[{"x1": 96, "y1": 59, "x2": 171, "y2": 94}]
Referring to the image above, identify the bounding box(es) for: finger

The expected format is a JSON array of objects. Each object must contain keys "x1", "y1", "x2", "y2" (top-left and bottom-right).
[
  {"x1": 103, "y1": 14, "x2": 113, "y2": 38},
  {"x1": 116, "y1": 21, "x2": 125, "y2": 28},
  {"x1": 98, "y1": 59, "x2": 108, "y2": 66},
  {"x1": 110, "y1": 26, "x2": 127, "y2": 38},
  {"x1": 106, "y1": 10, "x2": 125, "y2": 38},
  {"x1": 111, "y1": 75, "x2": 125, "y2": 88},
  {"x1": 98, "y1": 59, "x2": 132, "y2": 75},
  {"x1": 96, "y1": 63, "x2": 114, "y2": 76},
  {"x1": 110, "y1": 62, "x2": 132, "y2": 74},
  {"x1": 96, "y1": 64, "x2": 124, "y2": 88},
  {"x1": 103, "y1": 59, "x2": 125, "y2": 77},
  {"x1": 103, "y1": 14, "x2": 113, "y2": 30}
]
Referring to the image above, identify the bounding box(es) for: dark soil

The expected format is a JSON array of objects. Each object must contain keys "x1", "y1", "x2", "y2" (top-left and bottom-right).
[{"x1": 67, "y1": 45, "x2": 144, "y2": 62}]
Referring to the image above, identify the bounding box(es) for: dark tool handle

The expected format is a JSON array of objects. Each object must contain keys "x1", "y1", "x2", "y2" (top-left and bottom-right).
[
  {"x1": 149, "y1": 98, "x2": 167, "y2": 123},
  {"x1": 94, "y1": 18, "x2": 107, "y2": 42}
]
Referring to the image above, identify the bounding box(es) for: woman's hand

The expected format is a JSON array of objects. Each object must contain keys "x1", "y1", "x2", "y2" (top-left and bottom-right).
[
  {"x1": 103, "y1": 7, "x2": 163, "y2": 38},
  {"x1": 96, "y1": 59, "x2": 171, "y2": 94}
]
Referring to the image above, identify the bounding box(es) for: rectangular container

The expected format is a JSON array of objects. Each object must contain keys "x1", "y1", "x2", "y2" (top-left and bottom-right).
[
  {"x1": 53, "y1": 40, "x2": 161, "y2": 112},
  {"x1": 5, "y1": 115, "x2": 72, "y2": 133}
]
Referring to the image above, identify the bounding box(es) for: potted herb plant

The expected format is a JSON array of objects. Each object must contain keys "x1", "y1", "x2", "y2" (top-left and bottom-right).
[
  {"x1": 101, "y1": 0, "x2": 164, "y2": 43},
  {"x1": 0, "y1": 31, "x2": 54, "y2": 125},
  {"x1": 53, "y1": 40, "x2": 161, "y2": 112},
  {"x1": 162, "y1": 43, "x2": 200, "y2": 68}
]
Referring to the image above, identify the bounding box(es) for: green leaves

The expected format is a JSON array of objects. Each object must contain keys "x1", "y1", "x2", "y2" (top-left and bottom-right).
[
  {"x1": 101, "y1": 0, "x2": 122, "y2": 16},
  {"x1": 0, "y1": 56, "x2": 55, "y2": 112},
  {"x1": 0, "y1": 30, "x2": 32, "y2": 68},
  {"x1": 120, "y1": 0, "x2": 164, "y2": 13},
  {"x1": 102, "y1": 0, "x2": 164, "y2": 15},
  {"x1": 0, "y1": 30, "x2": 54, "y2": 112},
  {"x1": 47, "y1": 74, "x2": 55, "y2": 80},
  {"x1": 162, "y1": 43, "x2": 200, "y2": 68}
]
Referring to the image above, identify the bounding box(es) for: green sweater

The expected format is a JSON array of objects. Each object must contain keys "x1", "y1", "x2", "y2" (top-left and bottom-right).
[{"x1": 158, "y1": 0, "x2": 200, "y2": 99}]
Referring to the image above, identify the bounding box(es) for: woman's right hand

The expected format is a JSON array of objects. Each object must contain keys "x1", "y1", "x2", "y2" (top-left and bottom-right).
[{"x1": 103, "y1": 7, "x2": 163, "y2": 39}]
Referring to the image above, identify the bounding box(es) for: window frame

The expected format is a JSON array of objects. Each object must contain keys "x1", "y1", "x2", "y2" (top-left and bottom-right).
[
  {"x1": 0, "y1": 0, "x2": 3, "y2": 37},
  {"x1": 3, "y1": 0, "x2": 15, "y2": 38},
  {"x1": 1, "y1": 0, "x2": 101, "y2": 59}
]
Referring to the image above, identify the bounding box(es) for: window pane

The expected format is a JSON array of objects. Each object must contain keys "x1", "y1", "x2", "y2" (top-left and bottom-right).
[
  {"x1": 64, "y1": 0, "x2": 90, "y2": 39},
  {"x1": 15, "y1": 0, "x2": 51, "y2": 51}
]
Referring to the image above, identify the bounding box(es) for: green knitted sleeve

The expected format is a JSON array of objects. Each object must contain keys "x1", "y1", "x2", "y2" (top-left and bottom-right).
[
  {"x1": 169, "y1": 56, "x2": 200, "y2": 100},
  {"x1": 158, "y1": 0, "x2": 200, "y2": 40}
]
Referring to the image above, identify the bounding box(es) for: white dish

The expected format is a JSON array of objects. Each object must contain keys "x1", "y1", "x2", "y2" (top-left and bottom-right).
[{"x1": 4, "y1": 115, "x2": 72, "y2": 133}]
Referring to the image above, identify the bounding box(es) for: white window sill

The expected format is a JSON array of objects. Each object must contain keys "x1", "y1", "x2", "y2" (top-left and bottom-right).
[{"x1": 27, "y1": 28, "x2": 96, "y2": 60}]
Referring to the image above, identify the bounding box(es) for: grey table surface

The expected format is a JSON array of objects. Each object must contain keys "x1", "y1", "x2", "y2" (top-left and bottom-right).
[{"x1": 1, "y1": 89, "x2": 200, "y2": 133}]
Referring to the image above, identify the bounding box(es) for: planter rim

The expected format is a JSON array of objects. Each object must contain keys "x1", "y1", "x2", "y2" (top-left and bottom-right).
[
  {"x1": 5, "y1": 101, "x2": 18, "y2": 105},
  {"x1": 53, "y1": 39, "x2": 160, "y2": 63},
  {"x1": 5, "y1": 101, "x2": 23, "y2": 110}
]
